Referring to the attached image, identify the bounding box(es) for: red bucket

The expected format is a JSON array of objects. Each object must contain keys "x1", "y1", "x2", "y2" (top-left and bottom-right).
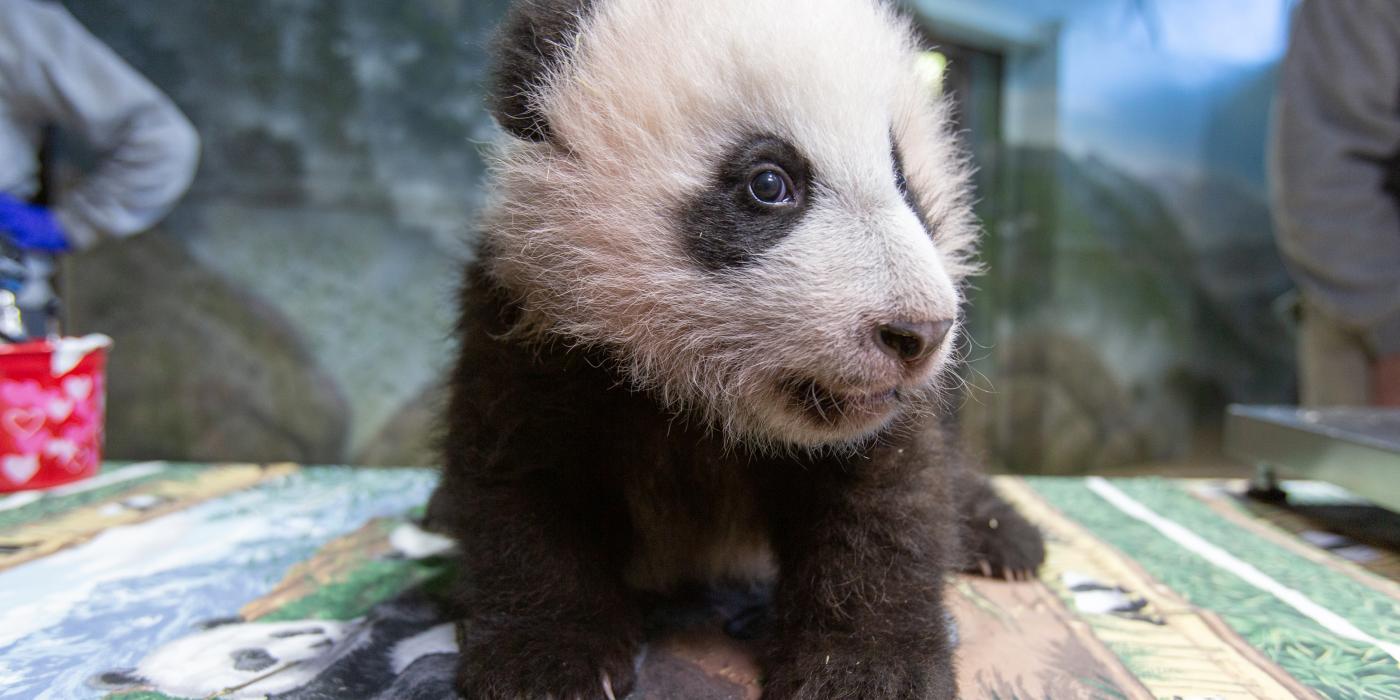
[{"x1": 0, "y1": 335, "x2": 110, "y2": 492}]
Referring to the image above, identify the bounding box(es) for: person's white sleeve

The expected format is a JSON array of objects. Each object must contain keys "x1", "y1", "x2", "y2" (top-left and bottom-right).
[
  {"x1": 1270, "y1": 0, "x2": 1400, "y2": 355},
  {"x1": 0, "y1": 0, "x2": 200, "y2": 249}
]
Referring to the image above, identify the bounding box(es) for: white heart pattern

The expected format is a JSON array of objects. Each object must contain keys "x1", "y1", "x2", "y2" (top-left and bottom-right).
[
  {"x1": 63, "y1": 376, "x2": 93, "y2": 401},
  {"x1": 47, "y1": 398, "x2": 74, "y2": 422},
  {"x1": 44, "y1": 438, "x2": 79, "y2": 464},
  {"x1": 2, "y1": 454, "x2": 39, "y2": 484},
  {"x1": 3, "y1": 408, "x2": 45, "y2": 439}
]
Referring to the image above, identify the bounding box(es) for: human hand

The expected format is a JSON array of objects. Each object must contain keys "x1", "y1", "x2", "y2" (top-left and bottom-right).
[
  {"x1": 0, "y1": 193, "x2": 70, "y2": 253},
  {"x1": 1374, "y1": 354, "x2": 1400, "y2": 407}
]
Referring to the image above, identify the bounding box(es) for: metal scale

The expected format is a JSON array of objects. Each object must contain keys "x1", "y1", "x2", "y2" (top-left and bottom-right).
[{"x1": 1226, "y1": 405, "x2": 1400, "y2": 512}]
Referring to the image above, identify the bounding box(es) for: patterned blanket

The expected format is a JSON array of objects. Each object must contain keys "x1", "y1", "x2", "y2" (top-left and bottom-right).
[{"x1": 1, "y1": 463, "x2": 1397, "y2": 700}]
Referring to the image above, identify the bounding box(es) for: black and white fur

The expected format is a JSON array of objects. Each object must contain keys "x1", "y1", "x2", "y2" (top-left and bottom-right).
[{"x1": 429, "y1": 0, "x2": 1045, "y2": 697}]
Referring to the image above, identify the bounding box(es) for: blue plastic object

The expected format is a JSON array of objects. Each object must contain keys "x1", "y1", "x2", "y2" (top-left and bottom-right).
[{"x1": 0, "y1": 193, "x2": 70, "y2": 253}]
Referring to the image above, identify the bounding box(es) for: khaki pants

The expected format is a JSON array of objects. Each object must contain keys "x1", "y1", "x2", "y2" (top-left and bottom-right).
[{"x1": 1299, "y1": 302, "x2": 1372, "y2": 406}]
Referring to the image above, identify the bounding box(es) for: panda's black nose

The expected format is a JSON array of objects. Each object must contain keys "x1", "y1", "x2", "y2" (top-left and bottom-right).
[{"x1": 874, "y1": 320, "x2": 952, "y2": 363}]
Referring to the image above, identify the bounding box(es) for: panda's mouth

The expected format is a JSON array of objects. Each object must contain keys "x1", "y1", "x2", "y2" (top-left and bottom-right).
[{"x1": 784, "y1": 378, "x2": 900, "y2": 426}]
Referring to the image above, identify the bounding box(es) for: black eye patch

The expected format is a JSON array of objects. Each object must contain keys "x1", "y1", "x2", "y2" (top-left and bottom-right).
[
  {"x1": 891, "y1": 134, "x2": 933, "y2": 236},
  {"x1": 680, "y1": 135, "x2": 814, "y2": 271}
]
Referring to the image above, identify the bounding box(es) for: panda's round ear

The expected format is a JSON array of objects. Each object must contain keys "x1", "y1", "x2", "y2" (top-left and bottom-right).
[{"x1": 489, "y1": 0, "x2": 596, "y2": 143}]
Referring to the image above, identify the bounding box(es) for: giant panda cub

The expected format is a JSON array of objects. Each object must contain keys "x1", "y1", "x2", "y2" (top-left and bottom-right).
[{"x1": 430, "y1": 0, "x2": 1046, "y2": 697}]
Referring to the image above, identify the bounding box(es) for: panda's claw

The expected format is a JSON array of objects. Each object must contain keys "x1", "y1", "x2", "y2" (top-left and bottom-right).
[
  {"x1": 455, "y1": 626, "x2": 637, "y2": 700},
  {"x1": 963, "y1": 493, "x2": 1046, "y2": 582}
]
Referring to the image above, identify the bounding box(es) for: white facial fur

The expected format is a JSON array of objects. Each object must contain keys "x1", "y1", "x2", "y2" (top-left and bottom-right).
[{"x1": 483, "y1": 0, "x2": 980, "y2": 451}]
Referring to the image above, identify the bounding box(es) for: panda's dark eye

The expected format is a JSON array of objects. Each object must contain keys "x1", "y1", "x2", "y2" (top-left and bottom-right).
[{"x1": 748, "y1": 168, "x2": 792, "y2": 205}]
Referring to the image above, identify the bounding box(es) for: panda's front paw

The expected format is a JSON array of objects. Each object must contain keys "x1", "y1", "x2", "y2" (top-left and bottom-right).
[
  {"x1": 763, "y1": 649, "x2": 956, "y2": 700},
  {"x1": 455, "y1": 623, "x2": 638, "y2": 700},
  {"x1": 963, "y1": 502, "x2": 1045, "y2": 581}
]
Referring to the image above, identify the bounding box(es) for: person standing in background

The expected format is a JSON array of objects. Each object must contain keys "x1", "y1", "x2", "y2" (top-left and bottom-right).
[
  {"x1": 0, "y1": 0, "x2": 198, "y2": 260},
  {"x1": 1271, "y1": 0, "x2": 1400, "y2": 408}
]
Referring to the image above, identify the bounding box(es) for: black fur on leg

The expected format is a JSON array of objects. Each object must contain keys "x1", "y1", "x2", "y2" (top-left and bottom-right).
[
  {"x1": 435, "y1": 271, "x2": 647, "y2": 699},
  {"x1": 449, "y1": 479, "x2": 643, "y2": 700},
  {"x1": 753, "y1": 432, "x2": 966, "y2": 700}
]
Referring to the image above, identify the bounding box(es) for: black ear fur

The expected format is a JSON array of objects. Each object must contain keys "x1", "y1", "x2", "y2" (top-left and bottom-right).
[{"x1": 489, "y1": 0, "x2": 597, "y2": 143}]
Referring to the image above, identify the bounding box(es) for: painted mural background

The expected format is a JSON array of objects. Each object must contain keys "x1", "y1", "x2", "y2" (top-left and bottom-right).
[
  {"x1": 59, "y1": 0, "x2": 510, "y2": 466},
  {"x1": 928, "y1": 0, "x2": 1297, "y2": 471},
  {"x1": 52, "y1": 0, "x2": 1297, "y2": 471}
]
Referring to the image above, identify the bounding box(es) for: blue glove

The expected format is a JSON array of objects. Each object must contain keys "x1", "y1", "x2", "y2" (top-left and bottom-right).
[{"x1": 0, "y1": 192, "x2": 71, "y2": 253}]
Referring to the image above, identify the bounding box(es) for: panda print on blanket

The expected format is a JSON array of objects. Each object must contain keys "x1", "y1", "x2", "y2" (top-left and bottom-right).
[{"x1": 90, "y1": 592, "x2": 460, "y2": 700}]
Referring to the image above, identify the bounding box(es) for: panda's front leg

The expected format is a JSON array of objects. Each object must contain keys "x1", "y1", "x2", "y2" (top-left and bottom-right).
[
  {"x1": 759, "y1": 462, "x2": 959, "y2": 700},
  {"x1": 957, "y1": 470, "x2": 1046, "y2": 581},
  {"x1": 450, "y1": 477, "x2": 643, "y2": 700}
]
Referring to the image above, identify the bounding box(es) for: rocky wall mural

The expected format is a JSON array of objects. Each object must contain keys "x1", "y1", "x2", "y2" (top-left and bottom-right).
[
  {"x1": 953, "y1": 0, "x2": 1297, "y2": 472},
  {"x1": 54, "y1": 0, "x2": 1297, "y2": 471},
  {"x1": 961, "y1": 147, "x2": 1292, "y2": 473},
  {"x1": 60, "y1": 0, "x2": 510, "y2": 465}
]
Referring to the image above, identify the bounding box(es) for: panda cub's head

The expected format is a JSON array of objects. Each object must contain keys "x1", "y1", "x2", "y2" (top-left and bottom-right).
[{"x1": 482, "y1": 0, "x2": 980, "y2": 452}]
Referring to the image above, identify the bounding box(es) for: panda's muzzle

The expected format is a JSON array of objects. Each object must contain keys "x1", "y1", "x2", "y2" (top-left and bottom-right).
[
  {"x1": 873, "y1": 319, "x2": 952, "y2": 365},
  {"x1": 785, "y1": 378, "x2": 900, "y2": 426},
  {"x1": 776, "y1": 318, "x2": 953, "y2": 431}
]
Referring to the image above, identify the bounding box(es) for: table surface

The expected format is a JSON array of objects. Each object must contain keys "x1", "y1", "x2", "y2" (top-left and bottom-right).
[{"x1": 1, "y1": 462, "x2": 1398, "y2": 700}]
